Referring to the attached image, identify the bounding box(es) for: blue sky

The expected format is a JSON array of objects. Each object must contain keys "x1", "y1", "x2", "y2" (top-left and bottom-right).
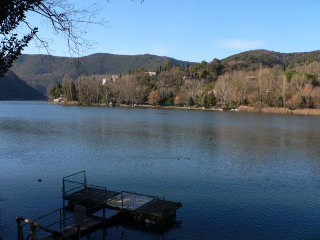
[{"x1": 23, "y1": 0, "x2": 320, "y2": 62}]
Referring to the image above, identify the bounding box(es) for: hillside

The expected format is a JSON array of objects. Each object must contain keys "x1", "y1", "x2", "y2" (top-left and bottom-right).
[
  {"x1": 10, "y1": 50, "x2": 320, "y2": 96},
  {"x1": 0, "y1": 71, "x2": 45, "y2": 100},
  {"x1": 11, "y1": 53, "x2": 195, "y2": 95},
  {"x1": 221, "y1": 49, "x2": 320, "y2": 70}
]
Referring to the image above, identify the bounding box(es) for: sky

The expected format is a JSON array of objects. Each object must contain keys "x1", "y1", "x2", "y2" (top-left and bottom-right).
[{"x1": 23, "y1": 0, "x2": 320, "y2": 62}]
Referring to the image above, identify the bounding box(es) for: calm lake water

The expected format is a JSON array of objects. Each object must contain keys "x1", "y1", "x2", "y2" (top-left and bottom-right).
[{"x1": 1, "y1": 101, "x2": 320, "y2": 239}]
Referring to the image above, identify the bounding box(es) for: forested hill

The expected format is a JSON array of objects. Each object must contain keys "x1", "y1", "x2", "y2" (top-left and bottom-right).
[
  {"x1": 10, "y1": 50, "x2": 320, "y2": 96},
  {"x1": 0, "y1": 71, "x2": 45, "y2": 100},
  {"x1": 222, "y1": 49, "x2": 320, "y2": 70},
  {"x1": 11, "y1": 53, "x2": 195, "y2": 95}
]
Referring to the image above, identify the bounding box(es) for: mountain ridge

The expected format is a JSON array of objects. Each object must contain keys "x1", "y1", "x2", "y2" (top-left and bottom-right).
[{"x1": 11, "y1": 53, "x2": 196, "y2": 94}]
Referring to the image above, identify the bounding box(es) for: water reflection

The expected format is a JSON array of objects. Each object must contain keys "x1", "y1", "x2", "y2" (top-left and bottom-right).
[{"x1": 1, "y1": 102, "x2": 320, "y2": 239}]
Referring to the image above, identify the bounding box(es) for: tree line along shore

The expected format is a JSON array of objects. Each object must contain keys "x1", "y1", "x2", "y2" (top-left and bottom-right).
[{"x1": 49, "y1": 58, "x2": 320, "y2": 116}]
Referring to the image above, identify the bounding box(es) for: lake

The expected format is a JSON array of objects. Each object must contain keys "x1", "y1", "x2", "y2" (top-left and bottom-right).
[{"x1": 1, "y1": 101, "x2": 320, "y2": 240}]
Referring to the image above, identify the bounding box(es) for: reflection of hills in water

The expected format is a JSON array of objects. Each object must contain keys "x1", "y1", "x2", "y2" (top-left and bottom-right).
[
  {"x1": 112, "y1": 212, "x2": 181, "y2": 235},
  {"x1": 90, "y1": 213, "x2": 181, "y2": 240}
]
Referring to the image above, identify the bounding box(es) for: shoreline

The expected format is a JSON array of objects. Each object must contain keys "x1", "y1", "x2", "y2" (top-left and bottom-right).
[{"x1": 51, "y1": 101, "x2": 320, "y2": 116}]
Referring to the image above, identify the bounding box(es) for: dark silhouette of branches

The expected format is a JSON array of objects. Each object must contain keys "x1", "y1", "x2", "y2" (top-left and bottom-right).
[{"x1": 1, "y1": 0, "x2": 144, "y2": 76}]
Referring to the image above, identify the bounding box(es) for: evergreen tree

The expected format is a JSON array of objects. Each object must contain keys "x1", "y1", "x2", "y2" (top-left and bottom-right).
[
  {"x1": 207, "y1": 93, "x2": 216, "y2": 106},
  {"x1": 201, "y1": 94, "x2": 208, "y2": 107},
  {"x1": 187, "y1": 96, "x2": 194, "y2": 107}
]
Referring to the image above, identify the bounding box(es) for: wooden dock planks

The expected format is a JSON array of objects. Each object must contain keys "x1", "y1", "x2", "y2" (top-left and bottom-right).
[{"x1": 65, "y1": 187, "x2": 182, "y2": 221}]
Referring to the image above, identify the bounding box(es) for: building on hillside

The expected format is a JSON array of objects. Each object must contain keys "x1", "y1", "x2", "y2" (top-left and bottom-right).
[
  {"x1": 183, "y1": 73, "x2": 199, "y2": 80},
  {"x1": 145, "y1": 71, "x2": 157, "y2": 77},
  {"x1": 111, "y1": 75, "x2": 120, "y2": 82},
  {"x1": 102, "y1": 75, "x2": 120, "y2": 85}
]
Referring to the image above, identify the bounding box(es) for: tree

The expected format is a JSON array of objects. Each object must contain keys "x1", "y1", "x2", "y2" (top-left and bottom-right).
[
  {"x1": 186, "y1": 96, "x2": 194, "y2": 107},
  {"x1": 214, "y1": 73, "x2": 232, "y2": 106},
  {"x1": 201, "y1": 94, "x2": 208, "y2": 107},
  {"x1": 49, "y1": 83, "x2": 63, "y2": 98},
  {"x1": 181, "y1": 79, "x2": 204, "y2": 104},
  {"x1": 174, "y1": 93, "x2": 183, "y2": 106},
  {"x1": 62, "y1": 75, "x2": 77, "y2": 101},
  {"x1": 1, "y1": 1, "x2": 42, "y2": 76},
  {"x1": 209, "y1": 58, "x2": 223, "y2": 81},
  {"x1": 156, "y1": 72, "x2": 177, "y2": 100},
  {"x1": 207, "y1": 93, "x2": 216, "y2": 106},
  {"x1": 148, "y1": 90, "x2": 160, "y2": 106},
  {"x1": 163, "y1": 60, "x2": 173, "y2": 71},
  {"x1": 200, "y1": 69, "x2": 209, "y2": 79}
]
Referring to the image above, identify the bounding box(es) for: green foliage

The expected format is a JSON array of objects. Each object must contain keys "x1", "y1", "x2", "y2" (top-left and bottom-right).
[
  {"x1": 274, "y1": 96, "x2": 284, "y2": 107},
  {"x1": 305, "y1": 73, "x2": 320, "y2": 86},
  {"x1": 189, "y1": 64, "x2": 201, "y2": 73},
  {"x1": 281, "y1": 64, "x2": 288, "y2": 72},
  {"x1": 186, "y1": 96, "x2": 194, "y2": 107},
  {"x1": 305, "y1": 73, "x2": 318, "y2": 81},
  {"x1": 49, "y1": 84, "x2": 63, "y2": 98},
  {"x1": 203, "y1": 82, "x2": 215, "y2": 92},
  {"x1": 188, "y1": 61, "x2": 207, "y2": 74},
  {"x1": 207, "y1": 93, "x2": 216, "y2": 106},
  {"x1": 201, "y1": 94, "x2": 208, "y2": 107},
  {"x1": 222, "y1": 50, "x2": 320, "y2": 72},
  {"x1": 209, "y1": 58, "x2": 223, "y2": 80},
  {"x1": 164, "y1": 97, "x2": 174, "y2": 106},
  {"x1": 200, "y1": 69, "x2": 209, "y2": 79},
  {"x1": 284, "y1": 70, "x2": 296, "y2": 82},
  {"x1": 163, "y1": 60, "x2": 173, "y2": 71}
]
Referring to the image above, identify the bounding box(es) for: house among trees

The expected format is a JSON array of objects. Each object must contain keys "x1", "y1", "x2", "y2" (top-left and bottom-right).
[
  {"x1": 53, "y1": 94, "x2": 65, "y2": 104},
  {"x1": 183, "y1": 73, "x2": 199, "y2": 80},
  {"x1": 145, "y1": 71, "x2": 157, "y2": 77},
  {"x1": 112, "y1": 74, "x2": 121, "y2": 82}
]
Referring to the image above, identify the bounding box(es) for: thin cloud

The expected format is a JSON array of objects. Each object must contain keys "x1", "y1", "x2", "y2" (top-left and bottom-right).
[{"x1": 220, "y1": 39, "x2": 263, "y2": 49}]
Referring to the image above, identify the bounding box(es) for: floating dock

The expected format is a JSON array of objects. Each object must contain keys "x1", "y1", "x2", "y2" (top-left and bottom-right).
[
  {"x1": 63, "y1": 171, "x2": 181, "y2": 222},
  {"x1": 17, "y1": 171, "x2": 182, "y2": 240}
]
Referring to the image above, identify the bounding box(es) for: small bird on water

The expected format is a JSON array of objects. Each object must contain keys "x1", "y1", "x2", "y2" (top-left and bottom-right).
[{"x1": 38, "y1": 178, "x2": 42, "y2": 182}]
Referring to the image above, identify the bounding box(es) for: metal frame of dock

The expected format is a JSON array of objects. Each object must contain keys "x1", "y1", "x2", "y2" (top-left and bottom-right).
[{"x1": 16, "y1": 171, "x2": 182, "y2": 240}]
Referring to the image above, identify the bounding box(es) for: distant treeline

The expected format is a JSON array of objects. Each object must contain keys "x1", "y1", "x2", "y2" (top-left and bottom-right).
[{"x1": 49, "y1": 59, "x2": 320, "y2": 110}]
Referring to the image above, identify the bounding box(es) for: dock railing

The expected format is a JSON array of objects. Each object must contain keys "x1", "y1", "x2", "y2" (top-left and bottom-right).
[
  {"x1": 17, "y1": 216, "x2": 70, "y2": 240},
  {"x1": 62, "y1": 171, "x2": 87, "y2": 200},
  {"x1": 18, "y1": 170, "x2": 108, "y2": 240},
  {"x1": 17, "y1": 207, "x2": 73, "y2": 240},
  {"x1": 17, "y1": 196, "x2": 107, "y2": 240}
]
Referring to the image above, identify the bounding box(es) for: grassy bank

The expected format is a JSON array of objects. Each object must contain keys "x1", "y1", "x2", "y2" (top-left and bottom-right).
[{"x1": 238, "y1": 106, "x2": 320, "y2": 116}]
